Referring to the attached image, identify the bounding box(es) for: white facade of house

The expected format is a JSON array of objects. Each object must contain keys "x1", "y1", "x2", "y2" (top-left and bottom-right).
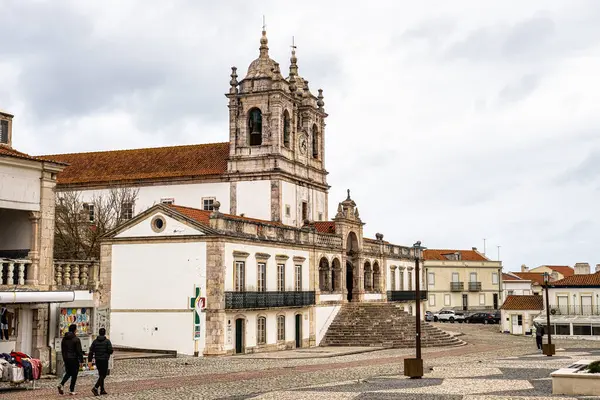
[
  {"x1": 503, "y1": 279, "x2": 533, "y2": 297},
  {"x1": 500, "y1": 309, "x2": 540, "y2": 335}
]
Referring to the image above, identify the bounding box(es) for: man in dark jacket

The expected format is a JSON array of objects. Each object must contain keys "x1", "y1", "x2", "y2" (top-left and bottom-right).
[
  {"x1": 535, "y1": 323, "x2": 545, "y2": 353},
  {"x1": 88, "y1": 328, "x2": 113, "y2": 396},
  {"x1": 58, "y1": 324, "x2": 84, "y2": 395}
]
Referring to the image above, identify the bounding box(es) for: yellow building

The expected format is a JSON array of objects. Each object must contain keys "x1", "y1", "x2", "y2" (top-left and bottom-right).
[{"x1": 423, "y1": 248, "x2": 502, "y2": 312}]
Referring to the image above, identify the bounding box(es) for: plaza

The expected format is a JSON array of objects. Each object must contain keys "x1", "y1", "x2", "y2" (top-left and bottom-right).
[{"x1": 2, "y1": 323, "x2": 598, "y2": 399}]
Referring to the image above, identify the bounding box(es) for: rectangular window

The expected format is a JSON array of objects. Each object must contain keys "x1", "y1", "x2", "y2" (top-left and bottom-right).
[
  {"x1": 301, "y1": 202, "x2": 308, "y2": 221},
  {"x1": 556, "y1": 324, "x2": 570, "y2": 335},
  {"x1": 479, "y1": 293, "x2": 486, "y2": 305},
  {"x1": 428, "y1": 272, "x2": 435, "y2": 286},
  {"x1": 295, "y1": 265, "x2": 302, "y2": 291},
  {"x1": 234, "y1": 261, "x2": 245, "y2": 292},
  {"x1": 285, "y1": 205, "x2": 291, "y2": 218},
  {"x1": 390, "y1": 269, "x2": 396, "y2": 291},
  {"x1": 257, "y1": 263, "x2": 266, "y2": 292},
  {"x1": 470, "y1": 272, "x2": 477, "y2": 283},
  {"x1": 83, "y1": 203, "x2": 95, "y2": 222},
  {"x1": 257, "y1": 317, "x2": 266, "y2": 345},
  {"x1": 399, "y1": 271, "x2": 404, "y2": 290},
  {"x1": 407, "y1": 272, "x2": 412, "y2": 291},
  {"x1": 452, "y1": 272, "x2": 459, "y2": 282},
  {"x1": 121, "y1": 202, "x2": 134, "y2": 220},
  {"x1": 492, "y1": 272, "x2": 498, "y2": 285},
  {"x1": 573, "y1": 325, "x2": 592, "y2": 335},
  {"x1": 592, "y1": 326, "x2": 600, "y2": 335},
  {"x1": 444, "y1": 294, "x2": 451, "y2": 306},
  {"x1": 277, "y1": 315, "x2": 285, "y2": 341},
  {"x1": 202, "y1": 197, "x2": 215, "y2": 211},
  {"x1": 429, "y1": 294, "x2": 435, "y2": 306},
  {"x1": 161, "y1": 198, "x2": 175, "y2": 205},
  {"x1": 0, "y1": 120, "x2": 8, "y2": 144},
  {"x1": 277, "y1": 264, "x2": 285, "y2": 292}
]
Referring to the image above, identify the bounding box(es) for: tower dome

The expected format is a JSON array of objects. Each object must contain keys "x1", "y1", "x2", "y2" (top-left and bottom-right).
[{"x1": 244, "y1": 30, "x2": 283, "y2": 80}]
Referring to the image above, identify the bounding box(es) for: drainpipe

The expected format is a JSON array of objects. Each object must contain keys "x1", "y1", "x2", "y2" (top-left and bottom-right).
[{"x1": 46, "y1": 303, "x2": 52, "y2": 373}]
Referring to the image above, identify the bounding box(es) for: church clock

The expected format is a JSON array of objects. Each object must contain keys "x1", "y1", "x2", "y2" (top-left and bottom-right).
[{"x1": 298, "y1": 134, "x2": 307, "y2": 155}]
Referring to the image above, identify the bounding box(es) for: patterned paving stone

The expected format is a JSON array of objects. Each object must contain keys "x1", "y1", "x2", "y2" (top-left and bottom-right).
[{"x1": 374, "y1": 378, "x2": 533, "y2": 396}]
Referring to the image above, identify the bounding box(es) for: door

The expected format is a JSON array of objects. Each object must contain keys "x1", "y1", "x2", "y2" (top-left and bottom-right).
[
  {"x1": 462, "y1": 294, "x2": 468, "y2": 311},
  {"x1": 581, "y1": 296, "x2": 592, "y2": 315},
  {"x1": 235, "y1": 318, "x2": 244, "y2": 354},
  {"x1": 295, "y1": 314, "x2": 302, "y2": 348},
  {"x1": 511, "y1": 314, "x2": 523, "y2": 334},
  {"x1": 346, "y1": 262, "x2": 353, "y2": 302},
  {"x1": 557, "y1": 295, "x2": 568, "y2": 314},
  {"x1": 493, "y1": 293, "x2": 499, "y2": 310}
]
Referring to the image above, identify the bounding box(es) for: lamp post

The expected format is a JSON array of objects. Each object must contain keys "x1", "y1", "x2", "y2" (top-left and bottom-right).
[
  {"x1": 405, "y1": 241, "x2": 426, "y2": 379},
  {"x1": 543, "y1": 272, "x2": 555, "y2": 356}
]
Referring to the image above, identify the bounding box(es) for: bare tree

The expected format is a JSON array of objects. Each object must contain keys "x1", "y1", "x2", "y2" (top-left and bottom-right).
[{"x1": 54, "y1": 187, "x2": 140, "y2": 260}]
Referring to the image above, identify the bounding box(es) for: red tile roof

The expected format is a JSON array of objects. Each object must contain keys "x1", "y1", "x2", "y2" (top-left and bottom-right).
[
  {"x1": 42, "y1": 142, "x2": 229, "y2": 186},
  {"x1": 513, "y1": 272, "x2": 545, "y2": 286},
  {"x1": 168, "y1": 204, "x2": 285, "y2": 228},
  {"x1": 313, "y1": 221, "x2": 336, "y2": 234},
  {"x1": 551, "y1": 272, "x2": 600, "y2": 287},
  {"x1": 501, "y1": 295, "x2": 544, "y2": 311},
  {"x1": 544, "y1": 265, "x2": 575, "y2": 277},
  {"x1": 502, "y1": 273, "x2": 522, "y2": 281},
  {"x1": 1, "y1": 144, "x2": 67, "y2": 165},
  {"x1": 423, "y1": 249, "x2": 489, "y2": 261}
]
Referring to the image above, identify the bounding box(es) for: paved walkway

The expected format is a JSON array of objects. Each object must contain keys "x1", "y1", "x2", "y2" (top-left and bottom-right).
[{"x1": 0, "y1": 324, "x2": 597, "y2": 399}]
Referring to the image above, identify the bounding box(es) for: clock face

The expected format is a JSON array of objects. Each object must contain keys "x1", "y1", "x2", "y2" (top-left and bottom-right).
[{"x1": 299, "y1": 135, "x2": 307, "y2": 155}]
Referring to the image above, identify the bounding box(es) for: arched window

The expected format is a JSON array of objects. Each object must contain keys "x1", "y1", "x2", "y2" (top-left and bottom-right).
[
  {"x1": 373, "y1": 263, "x2": 381, "y2": 293},
  {"x1": 332, "y1": 258, "x2": 341, "y2": 292},
  {"x1": 319, "y1": 257, "x2": 330, "y2": 292},
  {"x1": 283, "y1": 110, "x2": 291, "y2": 148},
  {"x1": 277, "y1": 315, "x2": 285, "y2": 341},
  {"x1": 364, "y1": 261, "x2": 372, "y2": 291},
  {"x1": 248, "y1": 108, "x2": 262, "y2": 146},
  {"x1": 312, "y1": 124, "x2": 319, "y2": 159},
  {"x1": 257, "y1": 316, "x2": 266, "y2": 345}
]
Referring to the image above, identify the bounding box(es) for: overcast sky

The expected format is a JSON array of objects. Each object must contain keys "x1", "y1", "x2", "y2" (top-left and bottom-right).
[{"x1": 2, "y1": 1, "x2": 600, "y2": 271}]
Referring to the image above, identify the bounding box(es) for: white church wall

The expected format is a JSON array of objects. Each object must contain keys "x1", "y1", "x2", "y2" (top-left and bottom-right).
[
  {"x1": 236, "y1": 180, "x2": 270, "y2": 221},
  {"x1": 281, "y1": 182, "x2": 327, "y2": 226},
  {"x1": 315, "y1": 305, "x2": 341, "y2": 345},
  {"x1": 0, "y1": 162, "x2": 41, "y2": 211},
  {"x1": 0, "y1": 209, "x2": 31, "y2": 250},
  {"x1": 110, "y1": 241, "x2": 207, "y2": 355},
  {"x1": 281, "y1": 181, "x2": 297, "y2": 226},
  {"x1": 58, "y1": 181, "x2": 231, "y2": 216},
  {"x1": 115, "y1": 212, "x2": 204, "y2": 238},
  {"x1": 224, "y1": 242, "x2": 309, "y2": 292}
]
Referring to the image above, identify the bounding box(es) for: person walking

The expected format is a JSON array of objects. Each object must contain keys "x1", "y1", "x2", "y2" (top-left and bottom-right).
[
  {"x1": 535, "y1": 323, "x2": 545, "y2": 353},
  {"x1": 88, "y1": 328, "x2": 113, "y2": 396},
  {"x1": 0, "y1": 306, "x2": 9, "y2": 340},
  {"x1": 58, "y1": 324, "x2": 84, "y2": 395}
]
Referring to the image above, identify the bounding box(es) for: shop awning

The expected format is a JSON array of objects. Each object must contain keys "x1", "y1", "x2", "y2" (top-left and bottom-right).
[{"x1": 0, "y1": 291, "x2": 75, "y2": 303}]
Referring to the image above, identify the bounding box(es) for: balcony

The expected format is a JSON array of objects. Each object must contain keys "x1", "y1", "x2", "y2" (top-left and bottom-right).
[
  {"x1": 450, "y1": 282, "x2": 464, "y2": 292},
  {"x1": 387, "y1": 290, "x2": 427, "y2": 302},
  {"x1": 53, "y1": 260, "x2": 99, "y2": 290},
  {"x1": 225, "y1": 291, "x2": 315, "y2": 309},
  {"x1": 0, "y1": 258, "x2": 31, "y2": 286},
  {"x1": 547, "y1": 305, "x2": 600, "y2": 316},
  {"x1": 468, "y1": 282, "x2": 482, "y2": 292}
]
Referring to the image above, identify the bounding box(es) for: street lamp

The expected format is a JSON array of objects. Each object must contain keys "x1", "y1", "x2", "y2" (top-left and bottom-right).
[
  {"x1": 405, "y1": 240, "x2": 426, "y2": 379},
  {"x1": 543, "y1": 272, "x2": 555, "y2": 356}
]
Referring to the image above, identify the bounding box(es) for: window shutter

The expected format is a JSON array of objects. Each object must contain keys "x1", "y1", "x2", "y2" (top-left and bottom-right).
[{"x1": 0, "y1": 120, "x2": 8, "y2": 144}]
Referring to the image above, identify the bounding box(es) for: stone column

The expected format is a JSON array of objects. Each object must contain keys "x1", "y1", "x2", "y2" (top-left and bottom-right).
[
  {"x1": 204, "y1": 240, "x2": 227, "y2": 356},
  {"x1": 353, "y1": 254, "x2": 365, "y2": 302},
  {"x1": 341, "y1": 254, "x2": 348, "y2": 302},
  {"x1": 31, "y1": 306, "x2": 50, "y2": 372},
  {"x1": 229, "y1": 182, "x2": 237, "y2": 215},
  {"x1": 38, "y1": 171, "x2": 58, "y2": 286},
  {"x1": 26, "y1": 211, "x2": 41, "y2": 285},
  {"x1": 270, "y1": 180, "x2": 281, "y2": 222}
]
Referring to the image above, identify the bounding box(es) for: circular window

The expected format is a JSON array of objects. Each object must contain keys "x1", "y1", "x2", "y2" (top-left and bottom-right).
[{"x1": 151, "y1": 215, "x2": 166, "y2": 233}]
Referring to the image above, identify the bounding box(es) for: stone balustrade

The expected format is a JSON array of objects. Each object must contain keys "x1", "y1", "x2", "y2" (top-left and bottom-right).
[
  {"x1": 53, "y1": 260, "x2": 98, "y2": 289},
  {"x1": 0, "y1": 258, "x2": 32, "y2": 286}
]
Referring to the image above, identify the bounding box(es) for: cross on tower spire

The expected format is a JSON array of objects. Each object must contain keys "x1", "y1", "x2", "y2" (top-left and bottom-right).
[{"x1": 262, "y1": 15, "x2": 266, "y2": 32}]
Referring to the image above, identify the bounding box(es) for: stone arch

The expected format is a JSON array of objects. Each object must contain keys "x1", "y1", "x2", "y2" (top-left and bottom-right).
[
  {"x1": 318, "y1": 257, "x2": 330, "y2": 292},
  {"x1": 364, "y1": 260, "x2": 372, "y2": 291},
  {"x1": 346, "y1": 231, "x2": 359, "y2": 255},
  {"x1": 331, "y1": 257, "x2": 342, "y2": 292},
  {"x1": 373, "y1": 261, "x2": 381, "y2": 293}
]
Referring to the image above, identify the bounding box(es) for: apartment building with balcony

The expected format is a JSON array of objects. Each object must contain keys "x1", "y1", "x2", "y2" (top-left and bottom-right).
[{"x1": 423, "y1": 248, "x2": 502, "y2": 312}]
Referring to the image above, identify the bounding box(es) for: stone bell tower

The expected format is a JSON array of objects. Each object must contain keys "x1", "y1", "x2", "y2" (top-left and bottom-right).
[{"x1": 225, "y1": 30, "x2": 330, "y2": 226}]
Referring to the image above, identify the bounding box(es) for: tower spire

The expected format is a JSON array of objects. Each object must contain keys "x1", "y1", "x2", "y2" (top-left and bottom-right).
[
  {"x1": 289, "y1": 36, "x2": 298, "y2": 77},
  {"x1": 259, "y1": 16, "x2": 269, "y2": 59}
]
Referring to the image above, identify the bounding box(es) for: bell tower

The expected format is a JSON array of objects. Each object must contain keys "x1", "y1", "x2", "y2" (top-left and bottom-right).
[{"x1": 226, "y1": 30, "x2": 329, "y2": 226}]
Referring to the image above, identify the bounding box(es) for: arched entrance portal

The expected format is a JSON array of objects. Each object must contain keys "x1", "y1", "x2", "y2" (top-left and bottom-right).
[{"x1": 346, "y1": 261, "x2": 354, "y2": 302}]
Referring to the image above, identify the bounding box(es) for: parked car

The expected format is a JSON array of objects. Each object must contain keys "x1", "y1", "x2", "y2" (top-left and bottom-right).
[
  {"x1": 433, "y1": 310, "x2": 465, "y2": 323},
  {"x1": 425, "y1": 311, "x2": 434, "y2": 322},
  {"x1": 465, "y1": 311, "x2": 500, "y2": 324}
]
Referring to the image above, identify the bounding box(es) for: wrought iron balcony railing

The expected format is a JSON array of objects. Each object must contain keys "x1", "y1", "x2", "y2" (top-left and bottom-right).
[
  {"x1": 450, "y1": 282, "x2": 464, "y2": 292},
  {"x1": 387, "y1": 290, "x2": 427, "y2": 302},
  {"x1": 225, "y1": 291, "x2": 315, "y2": 309},
  {"x1": 468, "y1": 282, "x2": 482, "y2": 292}
]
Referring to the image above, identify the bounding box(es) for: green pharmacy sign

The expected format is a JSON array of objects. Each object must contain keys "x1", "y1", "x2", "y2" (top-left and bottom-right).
[{"x1": 189, "y1": 286, "x2": 206, "y2": 341}]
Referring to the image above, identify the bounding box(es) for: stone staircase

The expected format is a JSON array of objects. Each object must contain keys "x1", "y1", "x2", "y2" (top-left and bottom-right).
[{"x1": 321, "y1": 302, "x2": 465, "y2": 348}]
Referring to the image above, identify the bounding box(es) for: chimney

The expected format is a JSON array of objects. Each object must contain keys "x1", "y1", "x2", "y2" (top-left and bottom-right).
[
  {"x1": 521, "y1": 264, "x2": 528, "y2": 273},
  {"x1": 0, "y1": 110, "x2": 13, "y2": 147},
  {"x1": 596, "y1": 264, "x2": 600, "y2": 273},
  {"x1": 472, "y1": 247, "x2": 477, "y2": 251},
  {"x1": 574, "y1": 263, "x2": 591, "y2": 275}
]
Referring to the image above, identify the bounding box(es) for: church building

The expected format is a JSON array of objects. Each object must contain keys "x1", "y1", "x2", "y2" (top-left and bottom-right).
[{"x1": 43, "y1": 30, "x2": 424, "y2": 356}]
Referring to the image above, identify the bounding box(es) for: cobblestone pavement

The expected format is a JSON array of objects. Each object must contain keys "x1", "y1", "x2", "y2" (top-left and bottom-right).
[{"x1": 1, "y1": 323, "x2": 598, "y2": 399}]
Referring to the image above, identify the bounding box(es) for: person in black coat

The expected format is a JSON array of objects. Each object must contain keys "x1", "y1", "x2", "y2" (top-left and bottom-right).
[
  {"x1": 58, "y1": 324, "x2": 84, "y2": 395},
  {"x1": 88, "y1": 328, "x2": 113, "y2": 396}
]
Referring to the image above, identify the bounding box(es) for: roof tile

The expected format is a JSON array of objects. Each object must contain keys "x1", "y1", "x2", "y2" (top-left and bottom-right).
[
  {"x1": 501, "y1": 295, "x2": 544, "y2": 310},
  {"x1": 551, "y1": 272, "x2": 600, "y2": 287},
  {"x1": 423, "y1": 249, "x2": 489, "y2": 261},
  {"x1": 1, "y1": 144, "x2": 67, "y2": 165}
]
